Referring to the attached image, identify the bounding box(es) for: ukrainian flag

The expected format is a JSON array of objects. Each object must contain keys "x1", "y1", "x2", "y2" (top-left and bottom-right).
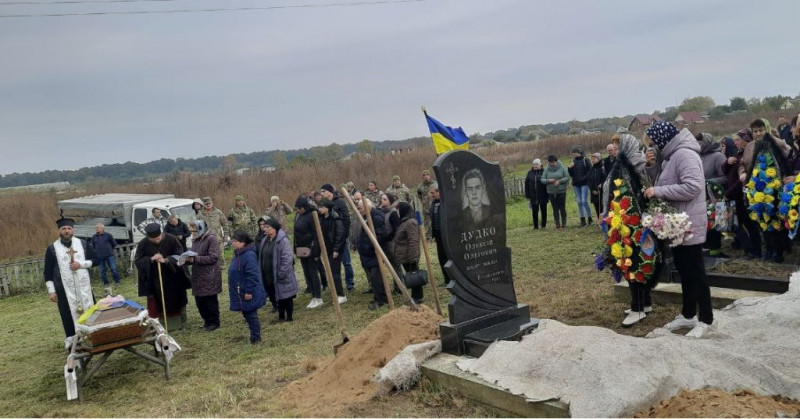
[{"x1": 425, "y1": 112, "x2": 470, "y2": 155}]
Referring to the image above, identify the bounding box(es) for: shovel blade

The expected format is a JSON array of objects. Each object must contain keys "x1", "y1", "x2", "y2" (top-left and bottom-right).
[{"x1": 64, "y1": 364, "x2": 78, "y2": 401}]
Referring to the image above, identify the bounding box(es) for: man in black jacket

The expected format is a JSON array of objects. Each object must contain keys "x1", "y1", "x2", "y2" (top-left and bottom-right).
[
  {"x1": 318, "y1": 198, "x2": 347, "y2": 304},
  {"x1": 164, "y1": 215, "x2": 190, "y2": 251},
  {"x1": 568, "y1": 146, "x2": 593, "y2": 226},
  {"x1": 428, "y1": 182, "x2": 452, "y2": 285},
  {"x1": 357, "y1": 198, "x2": 390, "y2": 310},
  {"x1": 320, "y1": 183, "x2": 355, "y2": 292}
]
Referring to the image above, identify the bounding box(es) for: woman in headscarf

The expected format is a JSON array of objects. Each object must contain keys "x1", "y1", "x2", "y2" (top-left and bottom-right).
[
  {"x1": 645, "y1": 121, "x2": 711, "y2": 338},
  {"x1": 255, "y1": 217, "x2": 277, "y2": 312},
  {"x1": 187, "y1": 220, "x2": 222, "y2": 331},
  {"x1": 228, "y1": 230, "x2": 267, "y2": 344},
  {"x1": 258, "y1": 219, "x2": 299, "y2": 322},
  {"x1": 393, "y1": 202, "x2": 423, "y2": 303},
  {"x1": 601, "y1": 134, "x2": 655, "y2": 327}
]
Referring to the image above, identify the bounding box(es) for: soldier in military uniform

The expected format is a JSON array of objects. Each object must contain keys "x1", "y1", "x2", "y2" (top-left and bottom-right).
[
  {"x1": 198, "y1": 196, "x2": 230, "y2": 267},
  {"x1": 363, "y1": 180, "x2": 383, "y2": 207},
  {"x1": 385, "y1": 175, "x2": 411, "y2": 204},
  {"x1": 416, "y1": 169, "x2": 434, "y2": 240},
  {"x1": 228, "y1": 194, "x2": 258, "y2": 236}
]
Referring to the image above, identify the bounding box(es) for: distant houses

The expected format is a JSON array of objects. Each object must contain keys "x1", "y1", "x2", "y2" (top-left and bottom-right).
[
  {"x1": 674, "y1": 111, "x2": 706, "y2": 126},
  {"x1": 628, "y1": 114, "x2": 663, "y2": 132}
]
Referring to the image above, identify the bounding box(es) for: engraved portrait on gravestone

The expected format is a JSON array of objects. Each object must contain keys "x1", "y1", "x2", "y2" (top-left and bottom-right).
[{"x1": 461, "y1": 168, "x2": 491, "y2": 231}]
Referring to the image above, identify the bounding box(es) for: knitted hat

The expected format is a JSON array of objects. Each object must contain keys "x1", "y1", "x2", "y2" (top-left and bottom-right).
[
  {"x1": 270, "y1": 195, "x2": 279, "y2": 202},
  {"x1": 422, "y1": 170, "x2": 431, "y2": 176},
  {"x1": 234, "y1": 195, "x2": 244, "y2": 202},
  {"x1": 320, "y1": 183, "x2": 335, "y2": 193},
  {"x1": 571, "y1": 146, "x2": 582, "y2": 154},
  {"x1": 646, "y1": 121, "x2": 680, "y2": 150},
  {"x1": 736, "y1": 128, "x2": 754, "y2": 143},
  {"x1": 391, "y1": 175, "x2": 401, "y2": 181},
  {"x1": 264, "y1": 218, "x2": 281, "y2": 231},
  {"x1": 592, "y1": 152, "x2": 602, "y2": 160},
  {"x1": 202, "y1": 196, "x2": 213, "y2": 204},
  {"x1": 532, "y1": 158, "x2": 542, "y2": 166}
]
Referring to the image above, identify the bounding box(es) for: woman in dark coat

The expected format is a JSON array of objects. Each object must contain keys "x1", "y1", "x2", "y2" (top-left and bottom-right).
[
  {"x1": 228, "y1": 230, "x2": 267, "y2": 344},
  {"x1": 187, "y1": 220, "x2": 222, "y2": 331},
  {"x1": 393, "y1": 202, "x2": 423, "y2": 303},
  {"x1": 259, "y1": 219, "x2": 299, "y2": 322},
  {"x1": 524, "y1": 159, "x2": 548, "y2": 229},
  {"x1": 293, "y1": 194, "x2": 323, "y2": 309},
  {"x1": 255, "y1": 217, "x2": 277, "y2": 312},
  {"x1": 587, "y1": 153, "x2": 606, "y2": 221}
]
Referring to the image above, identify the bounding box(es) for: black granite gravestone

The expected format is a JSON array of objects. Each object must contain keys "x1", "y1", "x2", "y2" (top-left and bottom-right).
[{"x1": 433, "y1": 150, "x2": 538, "y2": 357}]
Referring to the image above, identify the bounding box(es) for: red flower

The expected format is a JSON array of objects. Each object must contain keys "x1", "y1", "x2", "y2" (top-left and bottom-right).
[
  {"x1": 635, "y1": 272, "x2": 645, "y2": 283},
  {"x1": 633, "y1": 230, "x2": 643, "y2": 242},
  {"x1": 622, "y1": 237, "x2": 633, "y2": 246},
  {"x1": 642, "y1": 253, "x2": 654, "y2": 261},
  {"x1": 620, "y1": 197, "x2": 631, "y2": 210},
  {"x1": 610, "y1": 230, "x2": 620, "y2": 242},
  {"x1": 628, "y1": 215, "x2": 640, "y2": 225},
  {"x1": 641, "y1": 263, "x2": 654, "y2": 274}
]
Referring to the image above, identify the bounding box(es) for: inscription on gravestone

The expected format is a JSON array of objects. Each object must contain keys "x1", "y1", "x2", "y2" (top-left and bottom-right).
[{"x1": 433, "y1": 150, "x2": 537, "y2": 356}]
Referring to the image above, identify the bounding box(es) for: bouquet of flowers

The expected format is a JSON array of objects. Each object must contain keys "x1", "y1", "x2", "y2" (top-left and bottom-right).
[
  {"x1": 596, "y1": 177, "x2": 659, "y2": 284},
  {"x1": 641, "y1": 198, "x2": 694, "y2": 247},
  {"x1": 780, "y1": 180, "x2": 800, "y2": 239},
  {"x1": 745, "y1": 154, "x2": 782, "y2": 231},
  {"x1": 706, "y1": 181, "x2": 732, "y2": 232}
]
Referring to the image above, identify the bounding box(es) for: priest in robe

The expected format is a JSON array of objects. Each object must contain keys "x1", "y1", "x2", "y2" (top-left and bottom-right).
[
  {"x1": 44, "y1": 218, "x2": 99, "y2": 349},
  {"x1": 134, "y1": 223, "x2": 191, "y2": 330}
]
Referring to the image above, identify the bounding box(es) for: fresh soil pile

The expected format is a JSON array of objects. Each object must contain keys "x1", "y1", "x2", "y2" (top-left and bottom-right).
[
  {"x1": 637, "y1": 389, "x2": 800, "y2": 418},
  {"x1": 280, "y1": 305, "x2": 443, "y2": 417}
]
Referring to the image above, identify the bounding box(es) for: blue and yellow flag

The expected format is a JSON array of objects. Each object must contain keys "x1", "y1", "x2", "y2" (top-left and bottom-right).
[{"x1": 425, "y1": 112, "x2": 470, "y2": 155}]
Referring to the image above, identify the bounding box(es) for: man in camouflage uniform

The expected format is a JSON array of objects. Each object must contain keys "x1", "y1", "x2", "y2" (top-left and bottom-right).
[
  {"x1": 385, "y1": 175, "x2": 411, "y2": 203},
  {"x1": 416, "y1": 169, "x2": 434, "y2": 240},
  {"x1": 198, "y1": 196, "x2": 229, "y2": 267},
  {"x1": 263, "y1": 195, "x2": 293, "y2": 228},
  {"x1": 363, "y1": 180, "x2": 383, "y2": 207},
  {"x1": 228, "y1": 195, "x2": 257, "y2": 236}
]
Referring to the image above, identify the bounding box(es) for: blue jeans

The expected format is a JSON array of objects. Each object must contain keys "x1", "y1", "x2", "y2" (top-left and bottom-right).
[
  {"x1": 242, "y1": 309, "x2": 261, "y2": 343},
  {"x1": 98, "y1": 255, "x2": 120, "y2": 284},
  {"x1": 573, "y1": 185, "x2": 591, "y2": 219},
  {"x1": 343, "y1": 239, "x2": 355, "y2": 290}
]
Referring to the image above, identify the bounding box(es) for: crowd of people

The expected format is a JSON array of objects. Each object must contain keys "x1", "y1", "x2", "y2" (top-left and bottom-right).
[
  {"x1": 47, "y1": 173, "x2": 444, "y2": 346},
  {"x1": 46, "y1": 114, "x2": 800, "y2": 346}
]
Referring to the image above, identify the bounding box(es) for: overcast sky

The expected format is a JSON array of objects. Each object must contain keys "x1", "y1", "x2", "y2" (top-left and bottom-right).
[{"x1": 1, "y1": 0, "x2": 798, "y2": 175}]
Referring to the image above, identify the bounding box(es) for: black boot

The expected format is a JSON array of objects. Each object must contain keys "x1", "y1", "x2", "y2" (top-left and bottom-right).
[
  {"x1": 587, "y1": 217, "x2": 593, "y2": 226},
  {"x1": 580, "y1": 217, "x2": 586, "y2": 227}
]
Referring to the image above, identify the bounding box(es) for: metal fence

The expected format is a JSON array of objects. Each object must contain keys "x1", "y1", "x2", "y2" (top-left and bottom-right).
[{"x1": 0, "y1": 243, "x2": 136, "y2": 297}]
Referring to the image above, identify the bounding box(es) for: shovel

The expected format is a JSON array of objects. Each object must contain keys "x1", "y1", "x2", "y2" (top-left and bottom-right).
[{"x1": 311, "y1": 211, "x2": 350, "y2": 353}]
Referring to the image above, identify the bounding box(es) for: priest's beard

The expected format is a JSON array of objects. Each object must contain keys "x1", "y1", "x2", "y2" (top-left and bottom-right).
[{"x1": 59, "y1": 230, "x2": 73, "y2": 246}]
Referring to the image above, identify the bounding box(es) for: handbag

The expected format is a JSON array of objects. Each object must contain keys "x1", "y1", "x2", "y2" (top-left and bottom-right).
[
  {"x1": 295, "y1": 247, "x2": 311, "y2": 258},
  {"x1": 404, "y1": 269, "x2": 429, "y2": 288}
]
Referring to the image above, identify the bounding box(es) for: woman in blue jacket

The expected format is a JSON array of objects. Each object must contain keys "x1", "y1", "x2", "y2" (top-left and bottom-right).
[{"x1": 228, "y1": 230, "x2": 267, "y2": 344}]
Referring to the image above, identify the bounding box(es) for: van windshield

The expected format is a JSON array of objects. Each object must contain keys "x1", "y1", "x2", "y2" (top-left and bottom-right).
[{"x1": 169, "y1": 204, "x2": 194, "y2": 221}]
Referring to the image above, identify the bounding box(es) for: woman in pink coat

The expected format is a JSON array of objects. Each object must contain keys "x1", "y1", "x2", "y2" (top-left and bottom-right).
[{"x1": 645, "y1": 122, "x2": 712, "y2": 339}]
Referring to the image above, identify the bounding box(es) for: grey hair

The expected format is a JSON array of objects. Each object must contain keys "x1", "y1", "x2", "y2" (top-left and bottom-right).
[{"x1": 429, "y1": 181, "x2": 439, "y2": 191}]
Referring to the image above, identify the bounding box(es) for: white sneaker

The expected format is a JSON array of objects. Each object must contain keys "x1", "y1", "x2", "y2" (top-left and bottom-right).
[
  {"x1": 685, "y1": 322, "x2": 711, "y2": 338},
  {"x1": 624, "y1": 306, "x2": 652, "y2": 314},
  {"x1": 337, "y1": 296, "x2": 347, "y2": 305},
  {"x1": 306, "y1": 298, "x2": 324, "y2": 309},
  {"x1": 621, "y1": 311, "x2": 646, "y2": 327},
  {"x1": 664, "y1": 315, "x2": 698, "y2": 331}
]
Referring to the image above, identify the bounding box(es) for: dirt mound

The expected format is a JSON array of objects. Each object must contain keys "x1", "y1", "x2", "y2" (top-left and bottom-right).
[
  {"x1": 637, "y1": 389, "x2": 800, "y2": 418},
  {"x1": 280, "y1": 305, "x2": 442, "y2": 417}
]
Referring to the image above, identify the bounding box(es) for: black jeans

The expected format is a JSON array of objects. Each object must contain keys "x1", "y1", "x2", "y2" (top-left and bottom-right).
[
  {"x1": 367, "y1": 265, "x2": 387, "y2": 305},
  {"x1": 735, "y1": 197, "x2": 761, "y2": 256},
  {"x1": 705, "y1": 229, "x2": 722, "y2": 252},
  {"x1": 194, "y1": 294, "x2": 220, "y2": 327},
  {"x1": 629, "y1": 281, "x2": 652, "y2": 312},
  {"x1": 549, "y1": 193, "x2": 567, "y2": 227},
  {"x1": 531, "y1": 199, "x2": 548, "y2": 229},
  {"x1": 673, "y1": 244, "x2": 713, "y2": 324},
  {"x1": 328, "y1": 252, "x2": 344, "y2": 297},
  {"x1": 402, "y1": 262, "x2": 424, "y2": 301},
  {"x1": 300, "y1": 257, "x2": 322, "y2": 298},
  {"x1": 277, "y1": 297, "x2": 294, "y2": 321},
  {"x1": 764, "y1": 230, "x2": 784, "y2": 259},
  {"x1": 591, "y1": 192, "x2": 602, "y2": 219}
]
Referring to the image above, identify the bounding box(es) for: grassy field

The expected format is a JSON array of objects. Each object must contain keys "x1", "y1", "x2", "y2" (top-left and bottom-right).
[{"x1": 0, "y1": 196, "x2": 686, "y2": 417}]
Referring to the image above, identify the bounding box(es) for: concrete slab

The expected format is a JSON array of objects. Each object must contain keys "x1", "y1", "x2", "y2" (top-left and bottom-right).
[
  {"x1": 421, "y1": 352, "x2": 570, "y2": 418},
  {"x1": 613, "y1": 281, "x2": 779, "y2": 307}
]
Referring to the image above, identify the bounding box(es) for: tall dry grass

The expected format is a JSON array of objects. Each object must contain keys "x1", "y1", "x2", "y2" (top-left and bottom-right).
[{"x1": 2, "y1": 110, "x2": 790, "y2": 261}]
